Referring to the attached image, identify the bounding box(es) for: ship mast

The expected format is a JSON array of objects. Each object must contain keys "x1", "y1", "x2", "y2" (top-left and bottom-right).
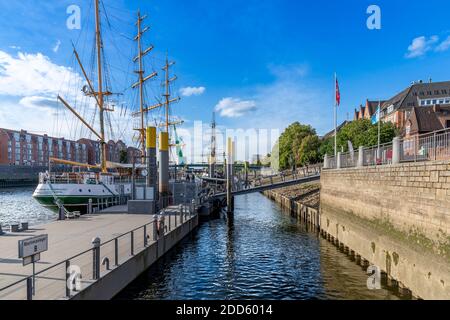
[
  {"x1": 132, "y1": 11, "x2": 156, "y2": 158},
  {"x1": 162, "y1": 53, "x2": 180, "y2": 134},
  {"x1": 94, "y1": 0, "x2": 107, "y2": 173}
]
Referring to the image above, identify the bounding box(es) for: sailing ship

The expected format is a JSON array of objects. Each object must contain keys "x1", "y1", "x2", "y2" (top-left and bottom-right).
[{"x1": 33, "y1": 0, "x2": 181, "y2": 213}]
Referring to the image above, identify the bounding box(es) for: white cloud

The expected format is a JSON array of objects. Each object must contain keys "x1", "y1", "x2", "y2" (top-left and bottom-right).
[
  {"x1": 0, "y1": 50, "x2": 83, "y2": 97},
  {"x1": 268, "y1": 63, "x2": 309, "y2": 79},
  {"x1": 435, "y1": 36, "x2": 450, "y2": 52},
  {"x1": 19, "y1": 96, "x2": 59, "y2": 109},
  {"x1": 215, "y1": 97, "x2": 257, "y2": 118},
  {"x1": 405, "y1": 35, "x2": 439, "y2": 58},
  {"x1": 0, "y1": 50, "x2": 100, "y2": 140},
  {"x1": 179, "y1": 86, "x2": 205, "y2": 97},
  {"x1": 53, "y1": 40, "x2": 61, "y2": 53}
]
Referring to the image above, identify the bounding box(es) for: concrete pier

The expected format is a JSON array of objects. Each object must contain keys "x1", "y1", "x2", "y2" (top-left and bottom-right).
[{"x1": 0, "y1": 206, "x2": 198, "y2": 300}]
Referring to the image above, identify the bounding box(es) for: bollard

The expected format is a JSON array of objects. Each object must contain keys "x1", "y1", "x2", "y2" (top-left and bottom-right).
[
  {"x1": 65, "y1": 260, "x2": 71, "y2": 297},
  {"x1": 144, "y1": 225, "x2": 148, "y2": 246},
  {"x1": 92, "y1": 237, "x2": 101, "y2": 280},
  {"x1": 153, "y1": 215, "x2": 158, "y2": 241},
  {"x1": 26, "y1": 277, "x2": 33, "y2": 300},
  {"x1": 59, "y1": 206, "x2": 65, "y2": 221},
  {"x1": 114, "y1": 238, "x2": 119, "y2": 267},
  {"x1": 131, "y1": 231, "x2": 134, "y2": 255},
  {"x1": 102, "y1": 257, "x2": 110, "y2": 271},
  {"x1": 158, "y1": 216, "x2": 165, "y2": 236},
  {"x1": 88, "y1": 199, "x2": 93, "y2": 214}
]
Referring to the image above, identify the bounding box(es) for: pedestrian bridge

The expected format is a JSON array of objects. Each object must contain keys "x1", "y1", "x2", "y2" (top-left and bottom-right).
[{"x1": 208, "y1": 169, "x2": 321, "y2": 200}]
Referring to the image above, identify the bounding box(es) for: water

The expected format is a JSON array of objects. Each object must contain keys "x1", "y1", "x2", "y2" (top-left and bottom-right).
[
  {"x1": 0, "y1": 187, "x2": 57, "y2": 227},
  {"x1": 116, "y1": 193, "x2": 401, "y2": 300}
]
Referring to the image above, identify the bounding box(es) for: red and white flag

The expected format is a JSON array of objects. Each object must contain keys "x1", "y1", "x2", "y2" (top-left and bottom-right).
[{"x1": 335, "y1": 76, "x2": 341, "y2": 107}]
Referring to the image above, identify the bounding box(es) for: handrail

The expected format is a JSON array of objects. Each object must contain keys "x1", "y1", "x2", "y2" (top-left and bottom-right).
[{"x1": 0, "y1": 211, "x2": 197, "y2": 296}]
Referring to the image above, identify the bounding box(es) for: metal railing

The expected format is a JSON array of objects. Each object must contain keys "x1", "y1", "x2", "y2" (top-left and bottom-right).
[
  {"x1": 324, "y1": 128, "x2": 450, "y2": 170},
  {"x1": 400, "y1": 128, "x2": 450, "y2": 162},
  {"x1": 362, "y1": 142, "x2": 393, "y2": 166},
  {"x1": 0, "y1": 206, "x2": 197, "y2": 300}
]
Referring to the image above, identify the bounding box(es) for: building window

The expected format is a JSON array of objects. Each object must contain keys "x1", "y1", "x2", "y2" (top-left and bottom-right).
[
  {"x1": 446, "y1": 120, "x2": 450, "y2": 128},
  {"x1": 421, "y1": 100, "x2": 426, "y2": 106}
]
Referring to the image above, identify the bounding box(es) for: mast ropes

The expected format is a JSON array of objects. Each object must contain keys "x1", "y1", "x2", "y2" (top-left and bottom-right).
[{"x1": 132, "y1": 10, "x2": 157, "y2": 158}]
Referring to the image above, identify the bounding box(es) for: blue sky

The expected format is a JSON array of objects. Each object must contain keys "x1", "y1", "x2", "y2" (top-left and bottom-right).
[{"x1": 1, "y1": 0, "x2": 450, "y2": 160}]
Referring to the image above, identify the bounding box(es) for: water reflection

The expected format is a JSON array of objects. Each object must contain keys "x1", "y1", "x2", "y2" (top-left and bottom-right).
[{"x1": 116, "y1": 193, "x2": 402, "y2": 300}]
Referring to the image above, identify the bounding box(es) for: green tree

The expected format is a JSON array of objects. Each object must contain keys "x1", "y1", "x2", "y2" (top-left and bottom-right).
[
  {"x1": 297, "y1": 135, "x2": 322, "y2": 166},
  {"x1": 320, "y1": 119, "x2": 397, "y2": 157},
  {"x1": 278, "y1": 122, "x2": 316, "y2": 170}
]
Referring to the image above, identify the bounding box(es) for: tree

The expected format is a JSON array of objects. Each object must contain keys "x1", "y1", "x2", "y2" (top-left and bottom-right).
[
  {"x1": 319, "y1": 119, "x2": 397, "y2": 157},
  {"x1": 297, "y1": 135, "x2": 322, "y2": 166},
  {"x1": 278, "y1": 122, "x2": 317, "y2": 170}
]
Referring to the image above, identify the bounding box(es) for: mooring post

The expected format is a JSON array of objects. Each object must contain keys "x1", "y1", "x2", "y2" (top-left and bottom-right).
[
  {"x1": 65, "y1": 260, "x2": 71, "y2": 298},
  {"x1": 180, "y1": 204, "x2": 184, "y2": 224},
  {"x1": 191, "y1": 199, "x2": 195, "y2": 218},
  {"x1": 26, "y1": 277, "x2": 33, "y2": 300},
  {"x1": 114, "y1": 238, "x2": 119, "y2": 266},
  {"x1": 153, "y1": 215, "x2": 158, "y2": 241},
  {"x1": 226, "y1": 137, "x2": 233, "y2": 214},
  {"x1": 92, "y1": 237, "x2": 101, "y2": 280}
]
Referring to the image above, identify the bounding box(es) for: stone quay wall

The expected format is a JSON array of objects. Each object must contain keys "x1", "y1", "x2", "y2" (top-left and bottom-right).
[{"x1": 320, "y1": 160, "x2": 450, "y2": 299}]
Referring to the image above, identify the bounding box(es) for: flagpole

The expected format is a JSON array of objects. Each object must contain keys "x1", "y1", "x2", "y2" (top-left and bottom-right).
[
  {"x1": 377, "y1": 100, "x2": 381, "y2": 161},
  {"x1": 334, "y1": 72, "x2": 337, "y2": 157}
]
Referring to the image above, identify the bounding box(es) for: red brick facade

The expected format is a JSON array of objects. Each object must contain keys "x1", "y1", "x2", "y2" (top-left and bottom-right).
[{"x1": 0, "y1": 128, "x2": 140, "y2": 166}]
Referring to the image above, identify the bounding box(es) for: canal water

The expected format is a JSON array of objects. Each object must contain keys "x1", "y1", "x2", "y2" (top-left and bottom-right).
[
  {"x1": 0, "y1": 187, "x2": 57, "y2": 227},
  {"x1": 116, "y1": 193, "x2": 401, "y2": 300}
]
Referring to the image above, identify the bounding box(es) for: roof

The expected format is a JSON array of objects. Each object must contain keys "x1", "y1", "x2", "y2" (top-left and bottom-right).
[
  {"x1": 382, "y1": 81, "x2": 450, "y2": 113},
  {"x1": 322, "y1": 120, "x2": 351, "y2": 140},
  {"x1": 366, "y1": 100, "x2": 385, "y2": 116},
  {"x1": 406, "y1": 106, "x2": 444, "y2": 134}
]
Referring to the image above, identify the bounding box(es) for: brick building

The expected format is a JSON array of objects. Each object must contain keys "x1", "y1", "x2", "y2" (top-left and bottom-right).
[
  {"x1": 380, "y1": 80, "x2": 450, "y2": 129},
  {"x1": 354, "y1": 99, "x2": 386, "y2": 121},
  {"x1": 0, "y1": 128, "x2": 140, "y2": 166}
]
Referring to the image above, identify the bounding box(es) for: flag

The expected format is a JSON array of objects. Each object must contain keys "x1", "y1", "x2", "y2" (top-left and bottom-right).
[
  {"x1": 371, "y1": 104, "x2": 381, "y2": 124},
  {"x1": 335, "y1": 77, "x2": 341, "y2": 106}
]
